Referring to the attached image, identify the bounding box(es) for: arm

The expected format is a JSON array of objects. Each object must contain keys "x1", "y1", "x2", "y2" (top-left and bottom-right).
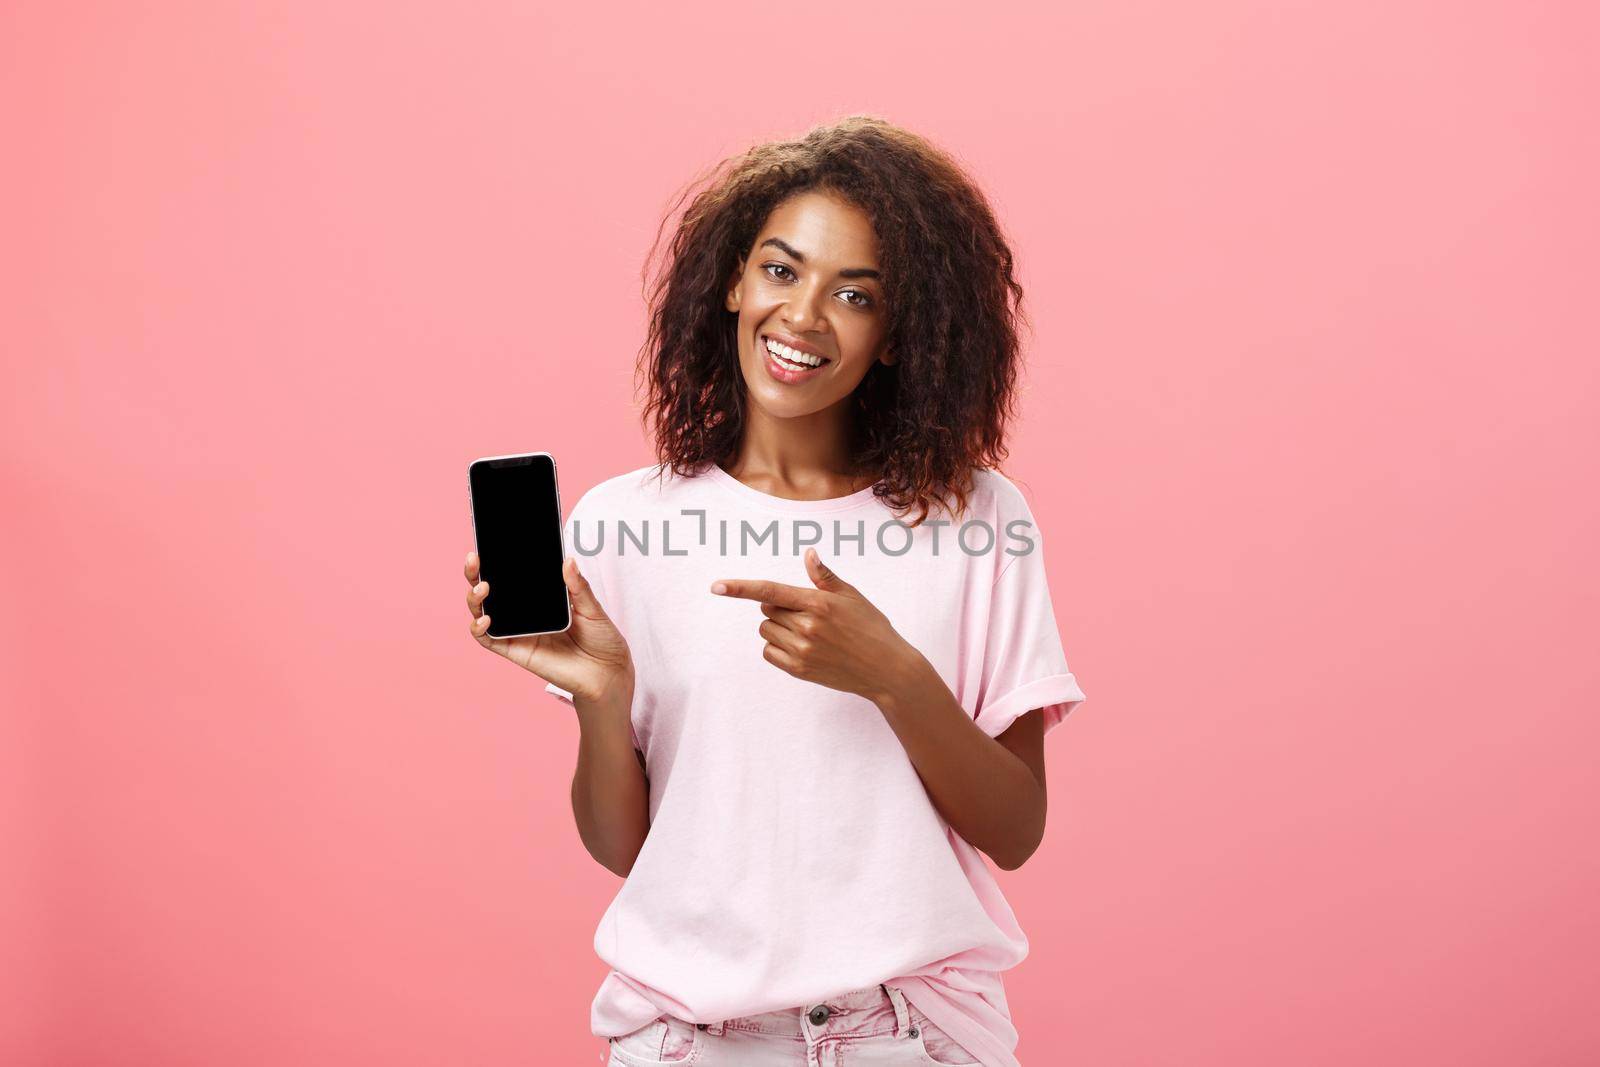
[
  {"x1": 467, "y1": 540, "x2": 649, "y2": 877},
  {"x1": 570, "y1": 667, "x2": 652, "y2": 877},
  {"x1": 872, "y1": 652, "x2": 1048, "y2": 871},
  {"x1": 710, "y1": 549, "x2": 1053, "y2": 872}
]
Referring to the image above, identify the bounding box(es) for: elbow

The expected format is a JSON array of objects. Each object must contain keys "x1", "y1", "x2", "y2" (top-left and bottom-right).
[
  {"x1": 993, "y1": 841, "x2": 1040, "y2": 872},
  {"x1": 573, "y1": 817, "x2": 645, "y2": 878},
  {"x1": 993, "y1": 802, "x2": 1047, "y2": 871},
  {"x1": 592, "y1": 840, "x2": 641, "y2": 879},
  {"x1": 598, "y1": 833, "x2": 647, "y2": 878}
]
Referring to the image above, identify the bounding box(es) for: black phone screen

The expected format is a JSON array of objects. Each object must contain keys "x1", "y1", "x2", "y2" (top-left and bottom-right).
[{"x1": 468, "y1": 453, "x2": 570, "y2": 638}]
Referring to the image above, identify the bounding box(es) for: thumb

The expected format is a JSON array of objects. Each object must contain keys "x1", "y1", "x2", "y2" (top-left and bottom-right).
[
  {"x1": 563, "y1": 556, "x2": 609, "y2": 618},
  {"x1": 805, "y1": 548, "x2": 856, "y2": 595}
]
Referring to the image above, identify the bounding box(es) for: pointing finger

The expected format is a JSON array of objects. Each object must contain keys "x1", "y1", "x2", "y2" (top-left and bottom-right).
[{"x1": 710, "y1": 578, "x2": 819, "y2": 611}]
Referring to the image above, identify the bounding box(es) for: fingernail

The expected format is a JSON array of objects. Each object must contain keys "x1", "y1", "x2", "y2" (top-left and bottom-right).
[
  {"x1": 474, "y1": 582, "x2": 486, "y2": 595},
  {"x1": 710, "y1": 581, "x2": 727, "y2": 595}
]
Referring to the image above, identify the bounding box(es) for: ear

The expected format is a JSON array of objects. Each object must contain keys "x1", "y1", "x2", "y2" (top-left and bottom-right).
[
  {"x1": 879, "y1": 346, "x2": 897, "y2": 367},
  {"x1": 725, "y1": 260, "x2": 746, "y2": 314}
]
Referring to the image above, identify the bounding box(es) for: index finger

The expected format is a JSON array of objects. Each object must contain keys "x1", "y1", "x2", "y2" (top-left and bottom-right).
[{"x1": 710, "y1": 578, "x2": 819, "y2": 611}]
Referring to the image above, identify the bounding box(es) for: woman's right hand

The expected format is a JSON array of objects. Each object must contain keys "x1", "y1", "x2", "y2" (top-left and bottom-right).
[{"x1": 465, "y1": 550, "x2": 633, "y2": 704}]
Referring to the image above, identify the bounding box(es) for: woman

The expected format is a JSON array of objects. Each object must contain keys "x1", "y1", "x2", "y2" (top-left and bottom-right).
[{"x1": 464, "y1": 116, "x2": 1087, "y2": 1067}]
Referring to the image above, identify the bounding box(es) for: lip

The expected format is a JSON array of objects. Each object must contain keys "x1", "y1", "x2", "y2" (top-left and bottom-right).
[{"x1": 760, "y1": 335, "x2": 831, "y2": 385}]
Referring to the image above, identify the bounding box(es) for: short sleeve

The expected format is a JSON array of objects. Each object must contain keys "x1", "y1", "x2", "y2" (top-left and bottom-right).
[{"x1": 969, "y1": 518, "x2": 1087, "y2": 739}]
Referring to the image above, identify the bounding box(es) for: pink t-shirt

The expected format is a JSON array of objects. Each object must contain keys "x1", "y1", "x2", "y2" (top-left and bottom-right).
[{"x1": 545, "y1": 463, "x2": 1087, "y2": 1067}]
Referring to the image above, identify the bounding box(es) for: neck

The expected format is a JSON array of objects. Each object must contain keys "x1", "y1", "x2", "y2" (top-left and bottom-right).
[{"x1": 725, "y1": 398, "x2": 874, "y2": 497}]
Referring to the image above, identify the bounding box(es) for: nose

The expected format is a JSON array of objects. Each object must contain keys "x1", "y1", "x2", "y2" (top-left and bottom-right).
[{"x1": 782, "y1": 283, "x2": 829, "y2": 335}]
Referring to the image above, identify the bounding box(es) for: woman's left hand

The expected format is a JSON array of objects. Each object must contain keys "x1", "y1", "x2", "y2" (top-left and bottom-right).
[{"x1": 711, "y1": 548, "x2": 919, "y2": 702}]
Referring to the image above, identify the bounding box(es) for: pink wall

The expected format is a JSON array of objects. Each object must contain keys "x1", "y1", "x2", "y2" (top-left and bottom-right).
[{"x1": 4, "y1": 1, "x2": 1596, "y2": 1064}]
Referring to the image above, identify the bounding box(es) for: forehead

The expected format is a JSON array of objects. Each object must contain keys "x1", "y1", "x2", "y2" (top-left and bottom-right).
[{"x1": 755, "y1": 190, "x2": 881, "y2": 267}]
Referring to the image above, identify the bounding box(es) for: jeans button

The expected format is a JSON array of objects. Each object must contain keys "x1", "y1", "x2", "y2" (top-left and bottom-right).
[
  {"x1": 696, "y1": 1023, "x2": 707, "y2": 1030},
  {"x1": 808, "y1": 1005, "x2": 830, "y2": 1026}
]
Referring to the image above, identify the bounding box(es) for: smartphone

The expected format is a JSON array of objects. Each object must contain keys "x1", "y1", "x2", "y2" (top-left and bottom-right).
[{"x1": 467, "y1": 451, "x2": 571, "y2": 638}]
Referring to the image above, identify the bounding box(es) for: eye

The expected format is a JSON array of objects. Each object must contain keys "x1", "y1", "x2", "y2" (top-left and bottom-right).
[{"x1": 763, "y1": 263, "x2": 874, "y2": 310}]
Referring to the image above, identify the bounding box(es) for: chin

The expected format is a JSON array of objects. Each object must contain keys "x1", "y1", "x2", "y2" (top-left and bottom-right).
[{"x1": 746, "y1": 380, "x2": 823, "y2": 419}]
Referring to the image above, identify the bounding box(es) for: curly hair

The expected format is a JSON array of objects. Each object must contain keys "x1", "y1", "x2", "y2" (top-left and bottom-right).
[{"x1": 635, "y1": 115, "x2": 1028, "y2": 526}]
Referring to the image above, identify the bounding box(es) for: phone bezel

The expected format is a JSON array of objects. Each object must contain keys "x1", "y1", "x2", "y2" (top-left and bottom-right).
[{"x1": 467, "y1": 450, "x2": 573, "y2": 638}]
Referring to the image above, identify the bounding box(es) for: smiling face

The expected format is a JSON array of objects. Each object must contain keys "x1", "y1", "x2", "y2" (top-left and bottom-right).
[{"x1": 724, "y1": 189, "x2": 895, "y2": 422}]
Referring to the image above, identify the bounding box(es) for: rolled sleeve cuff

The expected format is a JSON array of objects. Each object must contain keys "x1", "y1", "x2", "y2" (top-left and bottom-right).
[{"x1": 973, "y1": 673, "x2": 1086, "y2": 738}]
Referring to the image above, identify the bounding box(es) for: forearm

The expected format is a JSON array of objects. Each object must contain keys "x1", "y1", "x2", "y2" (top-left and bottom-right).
[
  {"x1": 870, "y1": 652, "x2": 1045, "y2": 870},
  {"x1": 570, "y1": 675, "x2": 650, "y2": 877}
]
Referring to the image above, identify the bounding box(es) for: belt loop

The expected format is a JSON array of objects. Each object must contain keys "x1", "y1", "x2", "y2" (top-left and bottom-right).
[
  {"x1": 703, "y1": 1018, "x2": 726, "y2": 1036},
  {"x1": 882, "y1": 983, "x2": 911, "y2": 1038}
]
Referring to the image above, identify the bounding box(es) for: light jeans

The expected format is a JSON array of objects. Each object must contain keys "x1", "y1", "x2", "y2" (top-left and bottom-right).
[{"x1": 601, "y1": 982, "x2": 982, "y2": 1066}]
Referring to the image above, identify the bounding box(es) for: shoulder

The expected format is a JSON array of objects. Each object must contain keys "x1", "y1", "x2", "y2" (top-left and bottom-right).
[
  {"x1": 961, "y1": 467, "x2": 1039, "y2": 525},
  {"x1": 960, "y1": 469, "x2": 1055, "y2": 585}
]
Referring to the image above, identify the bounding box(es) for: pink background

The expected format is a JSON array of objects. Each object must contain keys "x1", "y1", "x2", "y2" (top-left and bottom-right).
[{"x1": 4, "y1": 2, "x2": 1596, "y2": 1064}]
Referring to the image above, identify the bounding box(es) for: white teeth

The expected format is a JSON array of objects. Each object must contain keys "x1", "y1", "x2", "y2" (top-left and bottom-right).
[{"x1": 764, "y1": 337, "x2": 824, "y2": 367}]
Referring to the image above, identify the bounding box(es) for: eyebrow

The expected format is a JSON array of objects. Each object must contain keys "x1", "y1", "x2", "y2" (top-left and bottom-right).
[{"x1": 759, "y1": 237, "x2": 881, "y2": 280}]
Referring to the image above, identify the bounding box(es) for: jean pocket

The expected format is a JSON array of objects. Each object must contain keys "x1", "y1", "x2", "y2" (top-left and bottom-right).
[
  {"x1": 907, "y1": 1003, "x2": 980, "y2": 1065},
  {"x1": 606, "y1": 1015, "x2": 703, "y2": 1065}
]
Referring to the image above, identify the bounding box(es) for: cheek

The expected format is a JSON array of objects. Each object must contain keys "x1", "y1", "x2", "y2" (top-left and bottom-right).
[
  {"x1": 838, "y1": 326, "x2": 886, "y2": 372},
  {"x1": 743, "y1": 275, "x2": 782, "y2": 308},
  {"x1": 739, "y1": 296, "x2": 775, "y2": 340}
]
